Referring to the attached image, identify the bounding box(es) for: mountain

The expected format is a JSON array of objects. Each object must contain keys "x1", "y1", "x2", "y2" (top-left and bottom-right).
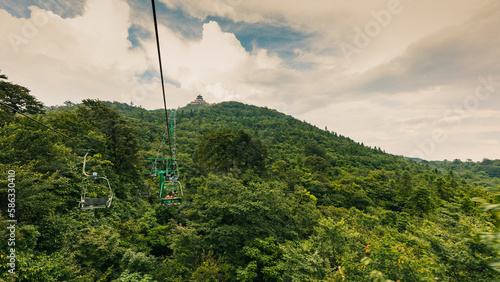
[{"x1": 0, "y1": 98, "x2": 498, "y2": 281}]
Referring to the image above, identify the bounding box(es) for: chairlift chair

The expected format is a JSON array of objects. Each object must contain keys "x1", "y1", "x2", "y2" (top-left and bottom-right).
[
  {"x1": 148, "y1": 157, "x2": 183, "y2": 206},
  {"x1": 79, "y1": 172, "x2": 113, "y2": 209},
  {"x1": 79, "y1": 150, "x2": 113, "y2": 210},
  {"x1": 160, "y1": 179, "x2": 183, "y2": 206},
  {"x1": 139, "y1": 182, "x2": 151, "y2": 197}
]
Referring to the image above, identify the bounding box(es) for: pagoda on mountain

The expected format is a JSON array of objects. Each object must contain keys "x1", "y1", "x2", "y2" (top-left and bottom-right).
[{"x1": 189, "y1": 94, "x2": 208, "y2": 105}]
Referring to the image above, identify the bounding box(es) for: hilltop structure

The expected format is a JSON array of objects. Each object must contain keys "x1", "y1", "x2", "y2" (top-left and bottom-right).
[
  {"x1": 189, "y1": 94, "x2": 208, "y2": 105},
  {"x1": 180, "y1": 94, "x2": 209, "y2": 111}
]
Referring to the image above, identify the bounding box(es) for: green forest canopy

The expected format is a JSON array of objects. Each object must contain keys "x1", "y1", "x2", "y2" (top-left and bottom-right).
[{"x1": 1, "y1": 75, "x2": 500, "y2": 281}]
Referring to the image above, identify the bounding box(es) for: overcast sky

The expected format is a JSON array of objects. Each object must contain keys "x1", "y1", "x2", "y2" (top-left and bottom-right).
[{"x1": 1, "y1": 0, "x2": 499, "y2": 161}]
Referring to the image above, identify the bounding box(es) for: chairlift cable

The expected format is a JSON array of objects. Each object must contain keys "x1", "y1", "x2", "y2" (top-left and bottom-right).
[
  {"x1": 151, "y1": 0, "x2": 173, "y2": 159},
  {"x1": 148, "y1": 0, "x2": 183, "y2": 207},
  {"x1": 0, "y1": 101, "x2": 90, "y2": 150},
  {"x1": 153, "y1": 125, "x2": 169, "y2": 175}
]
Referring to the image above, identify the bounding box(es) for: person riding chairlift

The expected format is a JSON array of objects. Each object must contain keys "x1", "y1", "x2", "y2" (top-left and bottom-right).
[{"x1": 165, "y1": 190, "x2": 173, "y2": 199}]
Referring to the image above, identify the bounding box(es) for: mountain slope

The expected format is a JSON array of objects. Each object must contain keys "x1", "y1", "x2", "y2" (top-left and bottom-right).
[{"x1": 0, "y1": 99, "x2": 497, "y2": 281}]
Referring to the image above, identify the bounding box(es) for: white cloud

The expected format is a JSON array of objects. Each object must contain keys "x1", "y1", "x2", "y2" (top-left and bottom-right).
[
  {"x1": 0, "y1": 0, "x2": 295, "y2": 109},
  {"x1": 0, "y1": 0, "x2": 166, "y2": 107},
  {"x1": 139, "y1": 19, "x2": 289, "y2": 104}
]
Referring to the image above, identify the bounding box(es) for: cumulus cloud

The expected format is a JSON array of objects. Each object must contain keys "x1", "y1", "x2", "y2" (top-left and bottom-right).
[
  {"x1": 0, "y1": 0, "x2": 165, "y2": 107},
  {"x1": 0, "y1": 0, "x2": 300, "y2": 109},
  {"x1": 138, "y1": 19, "x2": 296, "y2": 105}
]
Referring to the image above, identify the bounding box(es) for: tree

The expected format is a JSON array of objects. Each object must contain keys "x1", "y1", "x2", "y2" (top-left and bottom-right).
[
  {"x1": 398, "y1": 170, "x2": 413, "y2": 201},
  {"x1": 197, "y1": 129, "x2": 234, "y2": 172},
  {"x1": 473, "y1": 186, "x2": 500, "y2": 273},
  {"x1": 304, "y1": 155, "x2": 332, "y2": 174},
  {"x1": 410, "y1": 186, "x2": 435, "y2": 215},
  {"x1": 76, "y1": 99, "x2": 140, "y2": 182},
  {"x1": 197, "y1": 129, "x2": 267, "y2": 174},
  {"x1": 0, "y1": 72, "x2": 44, "y2": 125}
]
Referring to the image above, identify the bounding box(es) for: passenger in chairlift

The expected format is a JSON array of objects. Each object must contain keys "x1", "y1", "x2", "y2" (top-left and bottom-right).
[{"x1": 166, "y1": 190, "x2": 173, "y2": 198}]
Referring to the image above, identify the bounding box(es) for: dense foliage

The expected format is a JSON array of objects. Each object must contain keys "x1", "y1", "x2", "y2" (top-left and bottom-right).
[
  {"x1": 0, "y1": 73, "x2": 44, "y2": 126},
  {"x1": 0, "y1": 77, "x2": 499, "y2": 281}
]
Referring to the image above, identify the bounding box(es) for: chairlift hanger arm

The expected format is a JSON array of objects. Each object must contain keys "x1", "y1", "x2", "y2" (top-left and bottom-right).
[{"x1": 82, "y1": 149, "x2": 91, "y2": 177}]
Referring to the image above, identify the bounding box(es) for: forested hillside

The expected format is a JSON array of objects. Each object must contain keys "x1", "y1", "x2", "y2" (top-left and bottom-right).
[{"x1": 1, "y1": 78, "x2": 499, "y2": 280}]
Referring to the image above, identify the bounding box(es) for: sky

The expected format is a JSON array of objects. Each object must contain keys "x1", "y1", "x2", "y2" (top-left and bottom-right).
[{"x1": 0, "y1": 0, "x2": 499, "y2": 161}]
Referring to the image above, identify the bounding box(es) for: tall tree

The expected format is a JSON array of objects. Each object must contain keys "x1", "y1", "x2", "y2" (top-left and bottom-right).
[
  {"x1": 76, "y1": 99, "x2": 140, "y2": 187},
  {"x1": 197, "y1": 129, "x2": 267, "y2": 174},
  {"x1": 0, "y1": 72, "x2": 44, "y2": 125}
]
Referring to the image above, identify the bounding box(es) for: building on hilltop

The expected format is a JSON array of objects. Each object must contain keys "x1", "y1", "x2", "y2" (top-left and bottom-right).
[{"x1": 189, "y1": 94, "x2": 208, "y2": 105}]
